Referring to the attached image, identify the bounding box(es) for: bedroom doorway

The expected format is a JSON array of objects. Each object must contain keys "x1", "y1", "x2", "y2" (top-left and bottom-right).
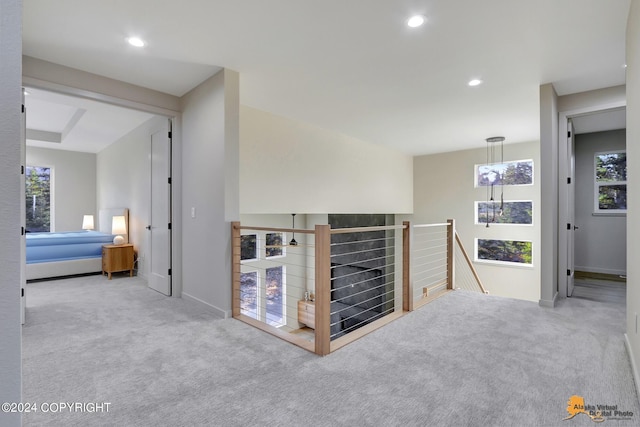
[
  {"x1": 559, "y1": 104, "x2": 627, "y2": 299},
  {"x1": 149, "y1": 120, "x2": 172, "y2": 296},
  {"x1": 23, "y1": 84, "x2": 179, "y2": 298}
]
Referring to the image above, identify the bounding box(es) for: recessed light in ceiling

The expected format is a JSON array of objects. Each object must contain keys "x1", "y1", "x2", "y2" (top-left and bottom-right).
[
  {"x1": 407, "y1": 15, "x2": 426, "y2": 28},
  {"x1": 127, "y1": 37, "x2": 146, "y2": 48},
  {"x1": 468, "y1": 79, "x2": 483, "y2": 87}
]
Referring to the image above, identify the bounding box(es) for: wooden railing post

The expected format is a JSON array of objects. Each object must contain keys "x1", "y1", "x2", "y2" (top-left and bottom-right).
[
  {"x1": 314, "y1": 224, "x2": 331, "y2": 356},
  {"x1": 231, "y1": 221, "x2": 241, "y2": 318},
  {"x1": 402, "y1": 221, "x2": 412, "y2": 312},
  {"x1": 447, "y1": 219, "x2": 455, "y2": 290}
]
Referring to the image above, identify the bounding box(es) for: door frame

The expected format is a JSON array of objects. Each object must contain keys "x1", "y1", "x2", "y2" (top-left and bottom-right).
[
  {"x1": 22, "y1": 77, "x2": 183, "y2": 298},
  {"x1": 558, "y1": 100, "x2": 626, "y2": 298},
  {"x1": 148, "y1": 120, "x2": 173, "y2": 296}
]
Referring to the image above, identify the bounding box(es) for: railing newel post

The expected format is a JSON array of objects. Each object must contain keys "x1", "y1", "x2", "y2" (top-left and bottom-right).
[
  {"x1": 314, "y1": 224, "x2": 331, "y2": 356},
  {"x1": 402, "y1": 221, "x2": 412, "y2": 312},
  {"x1": 447, "y1": 219, "x2": 455, "y2": 290},
  {"x1": 231, "y1": 221, "x2": 241, "y2": 318}
]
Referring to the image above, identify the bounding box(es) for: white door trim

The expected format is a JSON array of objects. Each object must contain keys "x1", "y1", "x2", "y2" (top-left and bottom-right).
[
  {"x1": 21, "y1": 77, "x2": 182, "y2": 298},
  {"x1": 557, "y1": 100, "x2": 626, "y2": 298}
]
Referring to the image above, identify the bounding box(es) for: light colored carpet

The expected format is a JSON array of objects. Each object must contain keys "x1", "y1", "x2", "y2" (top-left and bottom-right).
[{"x1": 22, "y1": 275, "x2": 639, "y2": 426}]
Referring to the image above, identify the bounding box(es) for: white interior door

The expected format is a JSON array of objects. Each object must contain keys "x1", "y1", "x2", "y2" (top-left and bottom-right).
[
  {"x1": 148, "y1": 120, "x2": 172, "y2": 296},
  {"x1": 567, "y1": 120, "x2": 576, "y2": 297},
  {"x1": 20, "y1": 90, "x2": 26, "y2": 324}
]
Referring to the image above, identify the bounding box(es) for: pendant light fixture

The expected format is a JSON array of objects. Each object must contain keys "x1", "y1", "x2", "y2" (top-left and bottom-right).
[
  {"x1": 485, "y1": 136, "x2": 505, "y2": 227},
  {"x1": 289, "y1": 214, "x2": 298, "y2": 246}
]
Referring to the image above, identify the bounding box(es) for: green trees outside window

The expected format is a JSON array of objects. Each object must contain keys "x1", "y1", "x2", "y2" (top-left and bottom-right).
[
  {"x1": 477, "y1": 239, "x2": 532, "y2": 265},
  {"x1": 25, "y1": 166, "x2": 51, "y2": 232},
  {"x1": 595, "y1": 151, "x2": 626, "y2": 211}
]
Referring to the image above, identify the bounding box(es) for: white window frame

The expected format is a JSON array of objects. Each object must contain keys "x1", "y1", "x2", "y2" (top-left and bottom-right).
[
  {"x1": 264, "y1": 265, "x2": 286, "y2": 328},
  {"x1": 594, "y1": 150, "x2": 627, "y2": 215},
  {"x1": 474, "y1": 238, "x2": 533, "y2": 268},
  {"x1": 474, "y1": 200, "x2": 534, "y2": 226},
  {"x1": 474, "y1": 158, "x2": 534, "y2": 188},
  {"x1": 240, "y1": 233, "x2": 259, "y2": 263},
  {"x1": 265, "y1": 232, "x2": 286, "y2": 259},
  {"x1": 25, "y1": 164, "x2": 54, "y2": 232},
  {"x1": 240, "y1": 270, "x2": 260, "y2": 320}
]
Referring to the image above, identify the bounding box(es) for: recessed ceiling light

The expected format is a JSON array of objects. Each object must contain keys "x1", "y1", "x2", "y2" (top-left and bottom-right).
[
  {"x1": 127, "y1": 37, "x2": 146, "y2": 47},
  {"x1": 468, "y1": 79, "x2": 483, "y2": 87},
  {"x1": 407, "y1": 15, "x2": 426, "y2": 28}
]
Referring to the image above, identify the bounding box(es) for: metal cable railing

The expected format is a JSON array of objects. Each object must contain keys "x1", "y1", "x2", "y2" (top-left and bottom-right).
[{"x1": 232, "y1": 219, "x2": 485, "y2": 355}]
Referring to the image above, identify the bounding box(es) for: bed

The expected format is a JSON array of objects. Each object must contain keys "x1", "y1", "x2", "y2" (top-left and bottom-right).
[{"x1": 26, "y1": 208, "x2": 129, "y2": 280}]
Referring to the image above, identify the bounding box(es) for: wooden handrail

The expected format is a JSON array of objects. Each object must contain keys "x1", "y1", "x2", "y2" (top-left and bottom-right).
[
  {"x1": 236, "y1": 224, "x2": 315, "y2": 234},
  {"x1": 454, "y1": 231, "x2": 489, "y2": 294},
  {"x1": 330, "y1": 224, "x2": 407, "y2": 234},
  {"x1": 413, "y1": 222, "x2": 451, "y2": 229}
]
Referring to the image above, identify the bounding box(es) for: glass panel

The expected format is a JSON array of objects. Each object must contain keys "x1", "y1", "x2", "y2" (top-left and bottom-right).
[
  {"x1": 477, "y1": 239, "x2": 532, "y2": 264},
  {"x1": 596, "y1": 153, "x2": 626, "y2": 182},
  {"x1": 265, "y1": 233, "x2": 283, "y2": 258},
  {"x1": 240, "y1": 234, "x2": 257, "y2": 260},
  {"x1": 265, "y1": 266, "x2": 284, "y2": 327},
  {"x1": 25, "y1": 166, "x2": 51, "y2": 232},
  {"x1": 598, "y1": 185, "x2": 627, "y2": 210},
  {"x1": 240, "y1": 271, "x2": 258, "y2": 319}
]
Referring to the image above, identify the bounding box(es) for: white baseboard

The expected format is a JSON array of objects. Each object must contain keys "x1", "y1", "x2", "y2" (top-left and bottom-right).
[
  {"x1": 539, "y1": 291, "x2": 558, "y2": 308},
  {"x1": 575, "y1": 265, "x2": 626, "y2": 277},
  {"x1": 181, "y1": 292, "x2": 231, "y2": 319},
  {"x1": 624, "y1": 334, "x2": 640, "y2": 406}
]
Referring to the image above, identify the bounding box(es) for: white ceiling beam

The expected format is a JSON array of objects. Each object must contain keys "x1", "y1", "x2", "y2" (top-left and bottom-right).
[{"x1": 61, "y1": 108, "x2": 86, "y2": 140}]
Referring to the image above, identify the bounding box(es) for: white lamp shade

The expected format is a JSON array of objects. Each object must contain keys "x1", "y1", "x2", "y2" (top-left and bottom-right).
[
  {"x1": 111, "y1": 215, "x2": 127, "y2": 244},
  {"x1": 82, "y1": 214, "x2": 94, "y2": 230}
]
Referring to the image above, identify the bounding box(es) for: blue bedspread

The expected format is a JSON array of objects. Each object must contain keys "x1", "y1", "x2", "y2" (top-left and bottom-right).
[{"x1": 26, "y1": 231, "x2": 114, "y2": 264}]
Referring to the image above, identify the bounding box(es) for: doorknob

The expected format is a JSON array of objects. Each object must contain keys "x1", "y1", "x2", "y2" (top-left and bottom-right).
[
  {"x1": 146, "y1": 225, "x2": 151, "y2": 230},
  {"x1": 573, "y1": 225, "x2": 579, "y2": 230}
]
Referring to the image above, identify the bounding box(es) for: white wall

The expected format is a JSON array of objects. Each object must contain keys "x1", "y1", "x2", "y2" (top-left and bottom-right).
[
  {"x1": 574, "y1": 129, "x2": 626, "y2": 276},
  {"x1": 625, "y1": 0, "x2": 640, "y2": 401},
  {"x1": 180, "y1": 69, "x2": 239, "y2": 316},
  {"x1": 539, "y1": 83, "x2": 559, "y2": 307},
  {"x1": 240, "y1": 106, "x2": 413, "y2": 214},
  {"x1": 97, "y1": 115, "x2": 167, "y2": 278},
  {"x1": 412, "y1": 141, "x2": 541, "y2": 302},
  {"x1": 0, "y1": 0, "x2": 22, "y2": 424},
  {"x1": 26, "y1": 147, "x2": 96, "y2": 232}
]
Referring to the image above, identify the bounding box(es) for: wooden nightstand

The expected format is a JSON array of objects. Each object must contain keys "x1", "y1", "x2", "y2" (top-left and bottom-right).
[
  {"x1": 102, "y1": 244, "x2": 134, "y2": 280},
  {"x1": 298, "y1": 300, "x2": 315, "y2": 329}
]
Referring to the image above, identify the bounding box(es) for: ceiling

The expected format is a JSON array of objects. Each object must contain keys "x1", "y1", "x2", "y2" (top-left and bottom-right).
[
  {"x1": 25, "y1": 88, "x2": 154, "y2": 153},
  {"x1": 22, "y1": 0, "x2": 631, "y2": 156}
]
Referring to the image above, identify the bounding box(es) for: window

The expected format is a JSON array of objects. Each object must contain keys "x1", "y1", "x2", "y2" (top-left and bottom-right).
[
  {"x1": 475, "y1": 201, "x2": 533, "y2": 225},
  {"x1": 240, "y1": 267, "x2": 286, "y2": 327},
  {"x1": 595, "y1": 151, "x2": 626, "y2": 213},
  {"x1": 475, "y1": 159, "x2": 533, "y2": 187},
  {"x1": 265, "y1": 266, "x2": 285, "y2": 327},
  {"x1": 241, "y1": 234, "x2": 257, "y2": 261},
  {"x1": 25, "y1": 166, "x2": 51, "y2": 232},
  {"x1": 240, "y1": 271, "x2": 258, "y2": 319},
  {"x1": 265, "y1": 232, "x2": 284, "y2": 258},
  {"x1": 476, "y1": 239, "x2": 532, "y2": 266}
]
